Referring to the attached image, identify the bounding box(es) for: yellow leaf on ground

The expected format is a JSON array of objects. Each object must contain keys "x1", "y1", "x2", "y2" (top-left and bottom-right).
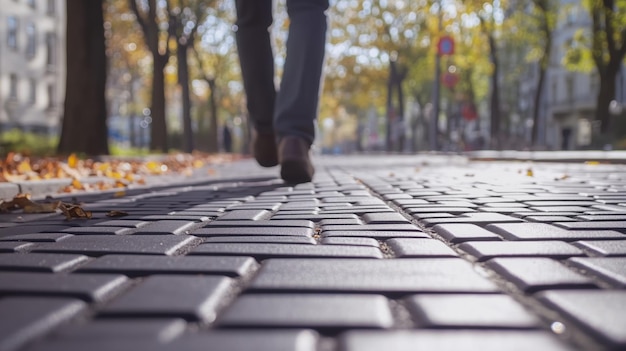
[
  {"x1": 17, "y1": 160, "x2": 33, "y2": 173},
  {"x1": 68, "y1": 153, "x2": 78, "y2": 168},
  {"x1": 72, "y1": 178, "x2": 85, "y2": 190}
]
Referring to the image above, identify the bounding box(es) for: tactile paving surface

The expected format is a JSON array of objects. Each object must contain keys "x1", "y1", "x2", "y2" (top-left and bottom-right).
[{"x1": 1, "y1": 156, "x2": 626, "y2": 351}]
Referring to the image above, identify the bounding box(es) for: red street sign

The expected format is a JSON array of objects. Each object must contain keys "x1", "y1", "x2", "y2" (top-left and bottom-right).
[
  {"x1": 438, "y1": 36, "x2": 454, "y2": 55},
  {"x1": 442, "y1": 72, "x2": 459, "y2": 88}
]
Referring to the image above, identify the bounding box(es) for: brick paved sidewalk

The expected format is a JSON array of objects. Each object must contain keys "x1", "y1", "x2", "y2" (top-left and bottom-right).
[{"x1": 0, "y1": 155, "x2": 625, "y2": 351}]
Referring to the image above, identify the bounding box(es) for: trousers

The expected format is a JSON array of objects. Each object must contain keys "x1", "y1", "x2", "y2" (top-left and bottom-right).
[{"x1": 235, "y1": 0, "x2": 329, "y2": 145}]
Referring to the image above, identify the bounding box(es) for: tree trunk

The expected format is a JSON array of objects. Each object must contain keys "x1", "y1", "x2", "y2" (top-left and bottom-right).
[
  {"x1": 488, "y1": 34, "x2": 501, "y2": 150},
  {"x1": 596, "y1": 68, "x2": 618, "y2": 134},
  {"x1": 129, "y1": 0, "x2": 170, "y2": 153},
  {"x1": 177, "y1": 43, "x2": 194, "y2": 153},
  {"x1": 207, "y1": 79, "x2": 219, "y2": 153},
  {"x1": 386, "y1": 61, "x2": 396, "y2": 152},
  {"x1": 396, "y1": 68, "x2": 406, "y2": 152},
  {"x1": 531, "y1": 65, "x2": 546, "y2": 147},
  {"x1": 150, "y1": 55, "x2": 168, "y2": 152},
  {"x1": 58, "y1": 0, "x2": 109, "y2": 155}
]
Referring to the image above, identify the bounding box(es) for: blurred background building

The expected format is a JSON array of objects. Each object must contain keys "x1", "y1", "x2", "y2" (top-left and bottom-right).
[{"x1": 0, "y1": 0, "x2": 65, "y2": 135}]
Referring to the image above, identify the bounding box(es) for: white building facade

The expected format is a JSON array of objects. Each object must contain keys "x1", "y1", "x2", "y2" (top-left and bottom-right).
[
  {"x1": 0, "y1": 0, "x2": 65, "y2": 135},
  {"x1": 544, "y1": 0, "x2": 597, "y2": 149}
]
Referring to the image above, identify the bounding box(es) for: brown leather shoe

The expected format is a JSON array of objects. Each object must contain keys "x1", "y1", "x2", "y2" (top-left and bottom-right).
[
  {"x1": 278, "y1": 136, "x2": 314, "y2": 184},
  {"x1": 251, "y1": 130, "x2": 278, "y2": 167}
]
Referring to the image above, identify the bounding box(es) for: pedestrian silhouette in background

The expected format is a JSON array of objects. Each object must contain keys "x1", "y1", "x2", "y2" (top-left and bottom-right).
[
  {"x1": 234, "y1": 0, "x2": 329, "y2": 183},
  {"x1": 222, "y1": 124, "x2": 233, "y2": 153}
]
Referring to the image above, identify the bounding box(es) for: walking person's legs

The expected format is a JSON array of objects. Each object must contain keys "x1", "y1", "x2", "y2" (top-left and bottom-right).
[
  {"x1": 234, "y1": 0, "x2": 278, "y2": 167},
  {"x1": 276, "y1": 0, "x2": 329, "y2": 182}
]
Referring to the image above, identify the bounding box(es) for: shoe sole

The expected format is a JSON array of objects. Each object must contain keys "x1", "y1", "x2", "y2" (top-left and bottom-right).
[{"x1": 280, "y1": 160, "x2": 313, "y2": 184}]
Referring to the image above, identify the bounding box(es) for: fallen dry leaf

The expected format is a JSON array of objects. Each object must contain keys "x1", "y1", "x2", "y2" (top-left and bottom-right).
[
  {"x1": 106, "y1": 210, "x2": 128, "y2": 217},
  {"x1": 23, "y1": 201, "x2": 60, "y2": 213},
  {"x1": 58, "y1": 203, "x2": 92, "y2": 220},
  {"x1": 1, "y1": 152, "x2": 240, "y2": 196}
]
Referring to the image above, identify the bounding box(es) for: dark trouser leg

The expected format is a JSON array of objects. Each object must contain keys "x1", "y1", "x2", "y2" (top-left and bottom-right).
[
  {"x1": 274, "y1": 0, "x2": 329, "y2": 145},
  {"x1": 234, "y1": 0, "x2": 275, "y2": 134}
]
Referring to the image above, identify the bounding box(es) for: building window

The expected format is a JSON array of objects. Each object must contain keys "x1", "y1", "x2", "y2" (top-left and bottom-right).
[
  {"x1": 28, "y1": 0, "x2": 36, "y2": 8},
  {"x1": 8, "y1": 16, "x2": 18, "y2": 50},
  {"x1": 29, "y1": 79, "x2": 37, "y2": 104},
  {"x1": 10, "y1": 74, "x2": 18, "y2": 100},
  {"x1": 566, "y1": 75, "x2": 574, "y2": 102},
  {"x1": 46, "y1": 32, "x2": 56, "y2": 67},
  {"x1": 47, "y1": 84, "x2": 55, "y2": 108},
  {"x1": 591, "y1": 72, "x2": 600, "y2": 95},
  {"x1": 26, "y1": 23, "x2": 36, "y2": 58},
  {"x1": 552, "y1": 80, "x2": 558, "y2": 103},
  {"x1": 46, "y1": 0, "x2": 55, "y2": 15}
]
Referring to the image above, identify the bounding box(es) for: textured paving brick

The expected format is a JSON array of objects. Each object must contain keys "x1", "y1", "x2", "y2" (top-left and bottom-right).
[
  {"x1": 0, "y1": 297, "x2": 87, "y2": 351},
  {"x1": 576, "y1": 214, "x2": 626, "y2": 221},
  {"x1": 24, "y1": 339, "x2": 167, "y2": 351},
  {"x1": 204, "y1": 219, "x2": 315, "y2": 228},
  {"x1": 322, "y1": 230, "x2": 429, "y2": 239},
  {"x1": 554, "y1": 221, "x2": 626, "y2": 232},
  {"x1": 573, "y1": 240, "x2": 626, "y2": 256},
  {"x1": 0, "y1": 242, "x2": 34, "y2": 252},
  {"x1": 218, "y1": 294, "x2": 393, "y2": 330},
  {"x1": 60, "y1": 227, "x2": 133, "y2": 235},
  {"x1": 190, "y1": 226, "x2": 314, "y2": 237},
  {"x1": 405, "y1": 294, "x2": 541, "y2": 328},
  {"x1": 567, "y1": 257, "x2": 626, "y2": 287},
  {"x1": 486, "y1": 258, "x2": 596, "y2": 292},
  {"x1": 523, "y1": 201, "x2": 600, "y2": 207},
  {"x1": 161, "y1": 330, "x2": 318, "y2": 351},
  {"x1": 538, "y1": 290, "x2": 626, "y2": 349},
  {"x1": 323, "y1": 208, "x2": 395, "y2": 216},
  {"x1": 139, "y1": 215, "x2": 212, "y2": 222},
  {"x1": 433, "y1": 224, "x2": 502, "y2": 243},
  {"x1": 319, "y1": 218, "x2": 363, "y2": 226},
  {"x1": 387, "y1": 238, "x2": 459, "y2": 258},
  {"x1": 249, "y1": 259, "x2": 498, "y2": 294},
  {"x1": 459, "y1": 241, "x2": 585, "y2": 261},
  {"x1": 338, "y1": 330, "x2": 575, "y2": 351},
  {"x1": 321, "y1": 237, "x2": 380, "y2": 247},
  {"x1": 216, "y1": 210, "x2": 271, "y2": 220},
  {"x1": 271, "y1": 213, "x2": 359, "y2": 223},
  {"x1": 204, "y1": 235, "x2": 316, "y2": 244},
  {"x1": 93, "y1": 220, "x2": 150, "y2": 228},
  {"x1": 485, "y1": 223, "x2": 625, "y2": 241},
  {"x1": 77, "y1": 255, "x2": 255, "y2": 277},
  {"x1": 362, "y1": 212, "x2": 410, "y2": 224},
  {"x1": 52, "y1": 318, "x2": 186, "y2": 342},
  {"x1": 531, "y1": 206, "x2": 592, "y2": 213},
  {"x1": 525, "y1": 216, "x2": 579, "y2": 223},
  {"x1": 0, "y1": 253, "x2": 89, "y2": 273},
  {"x1": 0, "y1": 233, "x2": 74, "y2": 242},
  {"x1": 406, "y1": 207, "x2": 477, "y2": 214},
  {"x1": 100, "y1": 275, "x2": 231, "y2": 322},
  {"x1": 322, "y1": 224, "x2": 421, "y2": 232},
  {"x1": 190, "y1": 243, "x2": 383, "y2": 259},
  {"x1": 421, "y1": 213, "x2": 525, "y2": 227},
  {"x1": 0, "y1": 225, "x2": 70, "y2": 237},
  {"x1": 0, "y1": 272, "x2": 128, "y2": 302},
  {"x1": 31, "y1": 235, "x2": 200, "y2": 256},
  {"x1": 132, "y1": 220, "x2": 198, "y2": 235}
]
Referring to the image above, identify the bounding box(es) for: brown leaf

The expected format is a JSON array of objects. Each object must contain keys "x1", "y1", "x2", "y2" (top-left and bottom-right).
[
  {"x1": 106, "y1": 210, "x2": 128, "y2": 218},
  {"x1": 58, "y1": 203, "x2": 92, "y2": 220},
  {"x1": 23, "y1": 201, "x2": 60, "y2": 213}
]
